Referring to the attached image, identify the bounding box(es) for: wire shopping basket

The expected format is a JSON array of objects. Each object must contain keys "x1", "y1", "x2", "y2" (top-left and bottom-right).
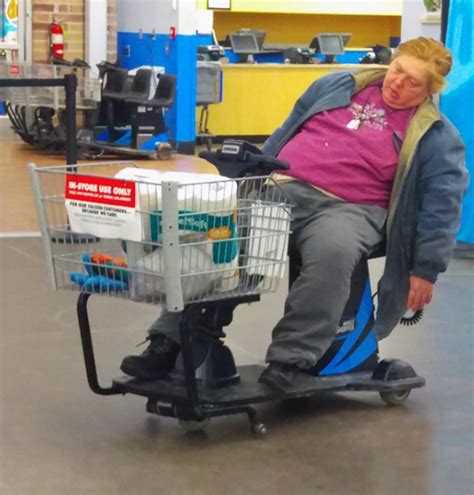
[{"x1": 29, "y1": 162, "x2": 293, "y2": 311}]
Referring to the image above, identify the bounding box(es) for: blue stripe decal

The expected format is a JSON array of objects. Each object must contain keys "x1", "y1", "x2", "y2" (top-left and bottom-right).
[
  {"x1": 112, "y1": 129, "x2": 132, "y2": 145},
  {"x1": 319, "y1": 281, "x2": 374, "y2": 375},
  {"x1": 320, "y1": 331, "x2": 378, "y2": 375},
  {"x1": 96, "y1": 129, "x2": 109, "y2": 142}
]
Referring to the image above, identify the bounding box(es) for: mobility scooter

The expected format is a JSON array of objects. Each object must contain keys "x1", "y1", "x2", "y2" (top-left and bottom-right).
[{"x1": 29, "y1": 140, "x2": 425, "y2": 435}]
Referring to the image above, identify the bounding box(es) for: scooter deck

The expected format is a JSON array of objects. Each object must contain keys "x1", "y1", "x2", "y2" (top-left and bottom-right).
[
  {"x1": 113, "y1": 365, "x2": 425, "y2": 407},
  {"x1": 78, "y1": 140, "x2": 157, "y2": 158}
]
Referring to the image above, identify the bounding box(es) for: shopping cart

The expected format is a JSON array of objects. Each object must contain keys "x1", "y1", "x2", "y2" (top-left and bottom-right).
[{"x1": 29, "y1": 156, "x2": 294, "y2": 433}]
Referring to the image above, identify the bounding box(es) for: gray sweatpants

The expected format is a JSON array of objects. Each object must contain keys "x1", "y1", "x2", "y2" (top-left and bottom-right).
[{"x1": 148, "y1": 181, "x2": 387, "y2": 370}]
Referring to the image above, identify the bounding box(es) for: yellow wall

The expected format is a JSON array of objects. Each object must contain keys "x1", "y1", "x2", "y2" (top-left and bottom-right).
[
  {"x1": 203, "y1": 64, "x2": 382, "y2": 136},
  {"x1": 213, "y1": 12, "x2": 401, "y2": 48}
]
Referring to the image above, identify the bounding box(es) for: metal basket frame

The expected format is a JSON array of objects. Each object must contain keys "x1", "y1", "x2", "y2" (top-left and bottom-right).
[
  {"x1": 0, "y1": 62, "x2": 101, "y2": 110},
  {"x1": 29, "y1": 161, "x2": 293, "y2": 312}
]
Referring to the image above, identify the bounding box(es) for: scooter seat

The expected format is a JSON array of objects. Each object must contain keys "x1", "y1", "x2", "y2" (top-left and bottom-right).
[
  {"x1": 102, "y1": 67, "x2": 129, "y2": 101},
  {"x1": 124, "y1": 69, "x2": 153, "y2": 101},
  {"x1": 125, "y1": 74, "x2": 176, "y2": 109},
  {"x1": 125, "y1": 96, "x2": 174, "y2": 107}
]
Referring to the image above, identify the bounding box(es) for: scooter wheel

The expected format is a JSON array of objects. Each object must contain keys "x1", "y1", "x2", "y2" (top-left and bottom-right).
[
  {"x1": 178, "y1": 417, "x2": 211, "y2": 433},
  {"x1": 79, "y1": 147, "x2": 104, "y2": 159},
  {"x1": 250, "y1": 423, "x2": 267, "y2": 436},
  {"x1": 379, "y1": 389, "x2": 411, "y2": 406},
  {"x1": 156, "y1": 143, "x2": 172, "y2": 160}
]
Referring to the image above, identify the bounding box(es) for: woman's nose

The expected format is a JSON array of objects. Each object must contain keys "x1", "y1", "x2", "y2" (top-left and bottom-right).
[{"x1": 393, "y1": 75, "x2": 404, "y2": 88}]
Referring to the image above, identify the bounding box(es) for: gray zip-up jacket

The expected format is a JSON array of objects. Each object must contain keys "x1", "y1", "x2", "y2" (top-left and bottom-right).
[{"x1": 262, "y1": 69, "x2": 468, "y2": 340}]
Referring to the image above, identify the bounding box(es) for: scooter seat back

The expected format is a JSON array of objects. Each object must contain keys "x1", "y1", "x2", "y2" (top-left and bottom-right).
[
  {"x1": 126, "y1": 69, "x2": 153, "y2": 103},
  {"x1": 126, "y1": 73, "x2": 177, "y2": 108},
  {"x1": 102, "y1": 67, "x2": 129, "y2": 100},
  {"x1": 150, "y1": 73, "x2": 177, "y2": 108}
]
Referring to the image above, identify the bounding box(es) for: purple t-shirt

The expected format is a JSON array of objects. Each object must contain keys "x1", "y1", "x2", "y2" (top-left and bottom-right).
[{"x1": 277, "y1": 81, "x2": 416, "y2": 208}]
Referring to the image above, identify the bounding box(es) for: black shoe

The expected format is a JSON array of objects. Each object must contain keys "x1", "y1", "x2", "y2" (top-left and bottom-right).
[
  {"x1": 258, "y1": 362, "x2": 302, "y2": 394},
  {"x1": 120, "y1": 334, "x2": 180, "y2": 380}
]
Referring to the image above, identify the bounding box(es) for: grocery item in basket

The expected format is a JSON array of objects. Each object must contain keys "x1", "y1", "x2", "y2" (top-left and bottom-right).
[
  {"x1": 245, "y1": 203, "x2": 291, "y2": 280},
  {"x1": 88, "y1": 253, "x2": 127, "y2": 271},
  {"x1": 132, "y1": 243, "x2": 228, "y2": 301},
  {"x1": 114, "y1": 167, "x2": 238, "y2": 234},
  {"x1": 115, "y1": 168, "x2": 240, "y2": 296},
  {"x1": 70, "y1": 253, "x2": 129, "y2": 292}
]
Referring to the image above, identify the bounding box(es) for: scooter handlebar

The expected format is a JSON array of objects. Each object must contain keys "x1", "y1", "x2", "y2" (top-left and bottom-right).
[{"x1": 199, "y1": 140, "x2": 289, "y2": 179}]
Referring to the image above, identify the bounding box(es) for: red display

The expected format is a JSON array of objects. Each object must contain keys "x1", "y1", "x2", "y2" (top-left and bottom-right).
[{"x1": 65, "y1": 175, "x2": 137, "y2": 208}]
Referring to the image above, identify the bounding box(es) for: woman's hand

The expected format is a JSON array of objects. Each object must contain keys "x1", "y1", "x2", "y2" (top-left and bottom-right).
[{"x1": 407, "y1": 275, "x2": 434, "y2": 311}]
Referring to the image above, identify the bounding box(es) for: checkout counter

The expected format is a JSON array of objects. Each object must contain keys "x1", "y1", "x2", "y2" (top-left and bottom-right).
[
  {"x1": 206, "y1": 63, "x2": 381, "y2": 137},
  {"x1": 203, "y1": 32, "x2": 381, "y2": 137}
]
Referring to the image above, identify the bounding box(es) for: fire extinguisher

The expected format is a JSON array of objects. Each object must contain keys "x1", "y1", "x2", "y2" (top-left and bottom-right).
[{"x1": 50, "y1": 17, "x2": 64, "y2": 60}]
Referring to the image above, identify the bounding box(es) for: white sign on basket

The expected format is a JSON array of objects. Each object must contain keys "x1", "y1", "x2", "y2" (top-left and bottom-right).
[{"x1": 65, "y1": 174, "x2": 142, "y2": 241}]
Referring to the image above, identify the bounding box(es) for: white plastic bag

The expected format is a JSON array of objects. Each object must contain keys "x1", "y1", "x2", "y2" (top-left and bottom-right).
[
  {"x1": 246, "y1": 202, "x2": 291, "y2": 280},
  {"x1": 132, "y1": 243, "x2": 235, "y2": 301}
]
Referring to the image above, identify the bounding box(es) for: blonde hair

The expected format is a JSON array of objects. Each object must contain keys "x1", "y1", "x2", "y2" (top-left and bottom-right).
[{"x1": 393, "y1": 37, "x2": 453, "y2": 93}]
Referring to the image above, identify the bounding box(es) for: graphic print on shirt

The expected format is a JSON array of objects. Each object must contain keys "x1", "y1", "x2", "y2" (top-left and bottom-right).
[
  {"x1": 347, "y1": 102, "x2": 388, "y2": 131},
  {"x1": 276, "y1": 81, "x2": 416, "y2": 208}
]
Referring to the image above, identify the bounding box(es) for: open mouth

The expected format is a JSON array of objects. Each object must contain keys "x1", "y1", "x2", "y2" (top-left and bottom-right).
[{"x1": 387, "y1": 87, "x2": 399, "y2": 100}]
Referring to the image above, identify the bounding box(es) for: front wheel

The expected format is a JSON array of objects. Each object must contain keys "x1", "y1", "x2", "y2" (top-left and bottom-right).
[
  {"x1": 79, "y1": 146, "x2": 105, "y2": 159},
  {"x1": 379, "y1": 389, "x2": 411, "y2": 406},
  {"x1": 250, "y1": 422, "x2": 267, "y2": 436}
]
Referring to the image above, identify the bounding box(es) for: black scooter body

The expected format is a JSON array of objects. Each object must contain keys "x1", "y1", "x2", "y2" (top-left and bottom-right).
[{"x1": 75, "y1": 141, "x2": 425, "y2": 434}]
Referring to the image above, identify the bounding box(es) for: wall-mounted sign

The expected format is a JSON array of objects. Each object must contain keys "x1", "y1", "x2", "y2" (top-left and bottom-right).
[{"x1": 208, "y1": 0, "x2": 231, "y2": 10}]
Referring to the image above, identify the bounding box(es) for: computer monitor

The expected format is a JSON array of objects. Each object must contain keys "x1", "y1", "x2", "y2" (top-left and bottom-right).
[
  {"x1": 237, "y1": 29, "x2": 266, "y2": 51},
  {"x1": 341, "y1": 33, "x2": 352, "y2": 47},
  {"x1": 309, "y1": 33, "x2": 345, "y2": 63},
  {"x1": 309, "y1": 36, "x2": 320, "y2": 51},
  {"x1": 228, "y1": 33, "x2": 260, "y2": 63}
]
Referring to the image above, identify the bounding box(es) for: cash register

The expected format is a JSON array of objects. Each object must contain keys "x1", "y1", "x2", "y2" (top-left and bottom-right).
[{"x1": 310, "y1": 33, "x2": 351, "y2": 64}]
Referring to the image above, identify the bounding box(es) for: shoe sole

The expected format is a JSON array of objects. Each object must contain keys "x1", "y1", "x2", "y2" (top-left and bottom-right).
[{"x1": 120, "y1": 362, "x2": 170, "y2": 380}]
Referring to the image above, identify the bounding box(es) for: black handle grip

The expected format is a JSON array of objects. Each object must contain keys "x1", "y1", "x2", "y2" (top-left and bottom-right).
[{"x1": 199, "y1": 140, "x2": 289, "y2": 179}]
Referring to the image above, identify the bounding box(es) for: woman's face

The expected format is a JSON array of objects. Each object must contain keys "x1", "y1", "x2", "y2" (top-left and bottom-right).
[{"x1": 382, "y1": 54, "x2": 432, "y2": 109}]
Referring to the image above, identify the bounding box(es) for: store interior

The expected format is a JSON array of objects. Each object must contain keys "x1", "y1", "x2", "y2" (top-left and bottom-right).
[{"x1": 0, "y1": 1, "x2": 473, "y2": 494}]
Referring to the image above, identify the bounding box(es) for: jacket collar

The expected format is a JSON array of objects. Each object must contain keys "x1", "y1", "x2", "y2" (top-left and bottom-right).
[
  {"x1": 352, "y1": 68, "x2": 389, "y2": 92},
  {"x1": 387, "y1": 93, "x2": 442, "y2": 233}
]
